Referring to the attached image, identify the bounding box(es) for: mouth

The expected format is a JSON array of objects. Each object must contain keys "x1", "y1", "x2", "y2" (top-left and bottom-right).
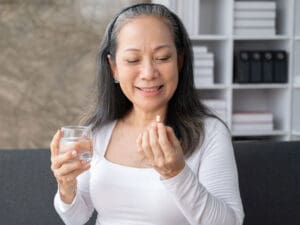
[{"x1": 136, "y1": 85, "x2": 163, "y2": 92}]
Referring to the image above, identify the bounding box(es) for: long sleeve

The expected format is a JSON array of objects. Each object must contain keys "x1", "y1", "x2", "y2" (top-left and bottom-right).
[
  {"x1": 54, "y1": 164, "x2": 95, "y2": 225},
  {"x1": 161, "y1": 118, "x2": 244, "y2": 225}
]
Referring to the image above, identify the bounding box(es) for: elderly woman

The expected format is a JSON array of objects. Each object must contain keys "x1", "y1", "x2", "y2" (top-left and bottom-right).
[{"x1": 50, "y1": 3, "x2": 244, "y2": 225}]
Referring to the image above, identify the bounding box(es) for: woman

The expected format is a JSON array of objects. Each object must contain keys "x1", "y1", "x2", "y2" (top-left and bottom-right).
[{"x1": 50, "y1": 3, "x2": 244, "y2": 225}]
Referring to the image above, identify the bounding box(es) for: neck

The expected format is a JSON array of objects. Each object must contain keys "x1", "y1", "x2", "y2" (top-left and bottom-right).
[{"x1": 123, "y1": 107, "x2": 167, "y2": 129}]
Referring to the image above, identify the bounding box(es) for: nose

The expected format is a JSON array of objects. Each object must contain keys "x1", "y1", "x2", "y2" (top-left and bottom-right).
[{"x1": 140, "y1": 59, "x2": 158, "y2": 80}]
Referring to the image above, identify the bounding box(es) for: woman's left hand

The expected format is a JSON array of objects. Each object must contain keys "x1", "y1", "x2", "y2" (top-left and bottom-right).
[{"x1": 137, "y1": 122, "x2": 185, "y2": 179}]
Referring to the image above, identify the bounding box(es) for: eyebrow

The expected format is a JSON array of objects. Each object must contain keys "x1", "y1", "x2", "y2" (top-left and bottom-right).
[{"x1": 124, "y1": 44, "x2": 172, "y2": 52}]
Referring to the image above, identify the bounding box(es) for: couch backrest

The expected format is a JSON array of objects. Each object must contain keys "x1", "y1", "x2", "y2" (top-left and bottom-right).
[
  {"x1": 233, "y1": 141, "x2": 300, "y2": 225},
  {"x1": 0, "y1": 141, "x2": 299, "y2": 225},
  {"x1": 0, "y1": 149, "x2": 96, "y2": 225}
]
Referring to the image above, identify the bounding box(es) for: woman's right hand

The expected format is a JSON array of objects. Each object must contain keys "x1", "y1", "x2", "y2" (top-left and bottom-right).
[{"x1": 50, "y1": 130, "x2": 91, "y2": 204}]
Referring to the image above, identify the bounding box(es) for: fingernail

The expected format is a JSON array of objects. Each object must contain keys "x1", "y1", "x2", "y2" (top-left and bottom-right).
[
  {"x1": 151, "y1": 122, "x2": 156, "y2": 127},
  {"x1": 71, "y1": 150, "x2": 77, "y2": 156},
  {"x1": 81, "y1": 160, "x2": 87, "y2": 165},
  {"x1": 156, "y1": 115, "x2": 160, "y2": 122}
]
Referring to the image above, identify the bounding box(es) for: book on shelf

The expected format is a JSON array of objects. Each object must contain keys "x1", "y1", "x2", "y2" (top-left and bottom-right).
[
  {"x1": 176, "y1": 0, "x2": 199, "y2": 35},
  {"x1": 234, "y1": 10, "x2": 276, "y2": 19},
  {"x1": 273, "y1": 51, "x2": 288, "y2": 83},
  {"x1": 194, "y1": 67, "x2": 213, "y2": 76},
  {"x1": 262, "y1": 51, "x2": 273, "y2": 83},
  {"x1": 194, "y1": 52, "x2": 214, "y2": 60},
  {"x1": 193, "y1": 45, "x2": 215, "y2": 84},
  {"x1": 234, "y1": 1, "x2": 276, "y2": 11},
  {"x1": 193, "y1": 46, "x2": 208, "y2": 54},
  {"x1": 234, "y1": 50, "x2": 288, "y2": 84},
  {"x1": 234, "y1": 28, "x2": 275, "y2": 35},
  {"x1": 232, "y1": 122, "x2": 273, "y2": 132},
  {"x1": 234, "y1": 19, "x2": 275, "y2": 28},
  {"x1": 152, "y1": 0, "x2": 199, "y2": 35},
  {"x1": 234, "y1": 51, "x2": 250, "y2": 83},
  {"x1": 194, "y1": 76, "x2": 214, "y2": 86},
  {"x1": 151, "y1": 0, "x2": 177, "y2": 12},
  {"x1": 250, "y1": 51, "x2": 262, "y2": 83},
  {"x1": 232, "y1": 112, "x2": 273, "y2": 123},
  {"x1": 194, "y1": 59, "x2": 214, "y2": 67}
]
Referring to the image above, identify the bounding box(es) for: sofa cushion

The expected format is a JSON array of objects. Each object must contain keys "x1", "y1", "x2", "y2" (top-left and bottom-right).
[
  {"x1": 0, "y1": 149, "x2": 96, "y2": 225},
  {"x1": 233, "y1": 141, "x2": 300, "y2": 225}
]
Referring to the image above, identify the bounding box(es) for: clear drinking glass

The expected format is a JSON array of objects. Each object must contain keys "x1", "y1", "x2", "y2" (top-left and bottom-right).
[{"x1": 60, "y1": 126, "x2": 93, "y2": 162}]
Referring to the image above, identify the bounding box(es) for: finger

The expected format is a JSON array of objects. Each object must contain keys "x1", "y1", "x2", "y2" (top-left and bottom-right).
[
  {"x1": 141, "y1": 130, "x2": 154, "y2": 164},
  {"x1": 166, "y1": 126, "x2": 181, "y2": 147},
  {"x1": 50, "y1": 130, "x2": 62, "y2": 157},
  {"x1": 52, "y1": 150, "x2": 78, "y2": 170},
  {"x1": 63, "y1": 163, "x2": 91, "y2": 182},
  {"x1": 56, "y1": 159, "x2": 89, "y2": 177},
  {"x1": 157, "y1": 123, "x2": 172, "y2": 151},
  {"x1": 149, "y1": 125, "x2": 165, "y2": 165}
]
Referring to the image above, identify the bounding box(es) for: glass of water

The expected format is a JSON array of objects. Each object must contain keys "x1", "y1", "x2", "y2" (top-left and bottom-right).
[{"x1": 60, "y1": 126, "x2": 93, "y2": 162}]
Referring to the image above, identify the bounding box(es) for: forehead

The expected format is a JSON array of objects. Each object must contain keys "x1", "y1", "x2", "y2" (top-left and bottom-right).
[{"x1": 116, "y1": 15, "x2": 175, "y2": 50}]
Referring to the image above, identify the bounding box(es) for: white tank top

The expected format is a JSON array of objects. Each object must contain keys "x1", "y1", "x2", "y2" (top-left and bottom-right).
[{"x1": 90, "y1": 157, "x2": 190, "y2": 225}]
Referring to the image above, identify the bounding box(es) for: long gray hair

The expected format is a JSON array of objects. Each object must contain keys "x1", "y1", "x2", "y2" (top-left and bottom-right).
[{"x1": 84, "y1": 3, "x2": 217, "y2": 156}]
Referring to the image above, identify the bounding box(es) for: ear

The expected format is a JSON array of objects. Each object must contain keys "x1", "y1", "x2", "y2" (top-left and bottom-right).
[
  {"x1": 177, "y1": 53, "x2": 184, "y2": 72},
  {"x1": 107, "y1": 54, "x2": 117, "y2": 80}
]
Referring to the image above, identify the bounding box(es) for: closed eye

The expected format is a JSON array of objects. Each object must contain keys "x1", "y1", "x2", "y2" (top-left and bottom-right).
[
  {"x1": 126, "y1": 59, "x2": 139, "y2": 64},
  {"x1": 155, "y1": 55, "x2": 171, "y2": 62}
]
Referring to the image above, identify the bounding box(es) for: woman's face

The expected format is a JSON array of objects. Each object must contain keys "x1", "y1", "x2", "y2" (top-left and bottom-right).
[{"x1": 109, "y1": 15, "x2": 181, "y2": 113}]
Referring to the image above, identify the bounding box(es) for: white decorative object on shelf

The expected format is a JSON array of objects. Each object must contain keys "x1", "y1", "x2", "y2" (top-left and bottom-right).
[
  {"x1": 234, "y1": 1, "x2": 276, "y2": 36},
  {"x1": 232, "y1": 112, "x2": 274, "y2": 132},
  {"x1": 153, "y1": 0, "x2": 199, "y2": 35},
  {"x1": 234, "y1": 1, "x2": 276, "y2": 10},
  {"x1": 232, "y1": 112, "x2": 273, "y2": 123},
  {"x1": 193, "y1": 46, "x2": 214, "y2": 86}
]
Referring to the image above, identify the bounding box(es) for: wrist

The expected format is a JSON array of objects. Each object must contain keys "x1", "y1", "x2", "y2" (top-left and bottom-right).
[
  {"x1": 59, "y1": 187, "x2": 76, "y2": 204},
  {"x1": 161, "y1": 162, "x2": 185, "y2": 179}
]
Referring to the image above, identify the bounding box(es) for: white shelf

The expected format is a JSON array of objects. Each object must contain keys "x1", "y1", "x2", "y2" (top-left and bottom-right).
[
  {"x1": 154, "y1": 0, "x2": 298, "y2": 141},
  {"x1": 294, "y1": 84, "x2": 300, "y2": 88},
  {"x1": 232, "y1": 84, "x2": 289, "y2": 89},
  {"x1": 292, "y1": 131, "x2": 300, "y2": 136},
  {"x1": 190, "y1": 35, "x2": 228, "y2": 41},
  {"x1": 196, "y1": 84, "x2": 227, "y2": 90},
  {"x1": 233, "y1": 35, "x2": 290, "y2": 41},
  {"x1": 295, "y1": 36, "x2": 300, "y2": 41},
  {"x1": 232, "y1": 130, "x2": 288, "y2": 137}
]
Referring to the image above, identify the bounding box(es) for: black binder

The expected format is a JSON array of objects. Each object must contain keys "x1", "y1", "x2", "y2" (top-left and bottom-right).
[
  {"x1": 234, "y1": 51, "x2": 250, "y2": 83},
  {"x1": 262, "y1": 51, "x2": 273, "y2": 83},
  {"x1": 250, "y1": 51, "x2": 262, "y2": 83},
  {"x1": 273, "y1": 51, "x2": 288, "y2": 83}
]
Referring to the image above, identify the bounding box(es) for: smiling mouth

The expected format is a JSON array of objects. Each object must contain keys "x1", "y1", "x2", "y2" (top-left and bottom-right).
[{"x1": 137, "y1": 85, "x2": 163, "y2": 92}]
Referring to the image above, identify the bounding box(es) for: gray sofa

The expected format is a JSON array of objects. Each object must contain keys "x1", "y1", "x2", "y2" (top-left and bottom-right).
[{"x1": 0, "y1": 141, "x2": 299, "y2": 225}]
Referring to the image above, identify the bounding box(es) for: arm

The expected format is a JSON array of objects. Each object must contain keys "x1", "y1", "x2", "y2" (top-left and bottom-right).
[
  {"x1": 50, "y1": 130, "x2": 95, "y2": 225},
  {"x1": 54, "y1": 169, "x2": 94, "y2": 225},
  {"x1": 161, "y1": 119, "x2": 244, "y2": 225}
]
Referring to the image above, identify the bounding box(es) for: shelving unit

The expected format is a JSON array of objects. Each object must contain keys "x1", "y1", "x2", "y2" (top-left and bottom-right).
[{"x1": 153, "y1": 0, "x2": 299, "y2": 140}]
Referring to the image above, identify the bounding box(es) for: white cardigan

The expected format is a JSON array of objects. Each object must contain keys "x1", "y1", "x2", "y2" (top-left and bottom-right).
[{"x1": 54, "y1": 117, "x2": 244, "y2": 225}]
